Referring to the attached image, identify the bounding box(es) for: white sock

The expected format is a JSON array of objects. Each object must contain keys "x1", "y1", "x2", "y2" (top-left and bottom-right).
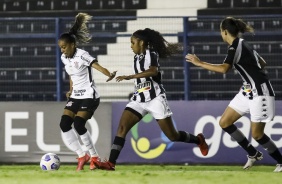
[
  {"x1": 62, "y1": 129, "x2": 85, "y2": 158},
  {"x1": 80, "y1": 131, "x2": 99, "y2": 157}
]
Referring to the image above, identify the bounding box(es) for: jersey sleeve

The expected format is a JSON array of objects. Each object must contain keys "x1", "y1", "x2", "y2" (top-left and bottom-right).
[
  {"x1": 61, "y1": 55, "x2": 67, "y2": 65},
  {"x1": 81, "y1": 51, "x2": 96, "y2": 66},
  {"x1": 223, "y1": 46, "x2": 236, "y2": 66},
  {"x1": 149, "y1": 51, "x2": 159, "y2": 67}
]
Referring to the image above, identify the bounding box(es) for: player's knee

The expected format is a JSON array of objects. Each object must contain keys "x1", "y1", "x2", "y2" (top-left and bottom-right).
[
  {"x1": 73, "y1": 116, "x2": 87, "y2": 135},
  {"x1": 252, "y1": 132, "x2": 264, "y2": 141},
  {"x1": 117, "y1": 123, "x2": 131, "y2": 137},
  {"x1": 60, "y1": 115, "x2": 73, "y2": 132},
  {"x1": 219, "y1": 118, "x2": 228, "y2": 128},
  {"x1": 167, "y1": 135, "x2": 178, "y2": 142}
]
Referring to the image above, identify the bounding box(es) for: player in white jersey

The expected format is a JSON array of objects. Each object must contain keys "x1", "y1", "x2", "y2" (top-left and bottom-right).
[
  {"x1": 94, "y1": 28, "x2": 209, "y2": 171},
  {"x1": 186, "y1": 17, "x2": 282, "y2": 172},
  {"x1": 58, "y1": 13, "x2": 116, "y2": 171}
]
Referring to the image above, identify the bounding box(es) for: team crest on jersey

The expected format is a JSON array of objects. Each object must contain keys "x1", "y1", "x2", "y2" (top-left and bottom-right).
[
  {"x1": 74, "y1": 61, "x2": 79, "y2": 69},
  {"x1": 66, "y1": 101, "x2": 74, "y2": 107}
]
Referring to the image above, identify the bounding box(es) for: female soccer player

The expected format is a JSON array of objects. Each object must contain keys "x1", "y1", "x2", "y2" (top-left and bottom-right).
[
  {"x1": 186, "y1": 17, "x2": 282, "y2": 172},
  {"x1": 94, "y1": 28, "x2": 209, "y2": 170},
  {"x1": 58, "y1": 13, "x2": 116, "y2": 171}
]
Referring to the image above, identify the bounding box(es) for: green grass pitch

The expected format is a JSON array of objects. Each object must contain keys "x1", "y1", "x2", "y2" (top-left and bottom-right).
[{"x1": 0, "y1": 164, "x2": 280, "y2": 184}]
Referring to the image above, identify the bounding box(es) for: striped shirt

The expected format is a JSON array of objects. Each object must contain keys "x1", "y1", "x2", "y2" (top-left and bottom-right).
[
  {"x1": 132, "y1": 49, "x2": 165, "y2": 102},
  {"x1": 224, "y1": 38, "x2": 275, "y2": 97},
  {"x1": 61, "y1": 48, "x2": 100, "y2": 99}
]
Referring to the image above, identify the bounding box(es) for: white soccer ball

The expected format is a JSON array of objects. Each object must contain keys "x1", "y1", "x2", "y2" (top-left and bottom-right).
[{"x1": 40, "y1": 153, "x2": 60, "y2": 171}]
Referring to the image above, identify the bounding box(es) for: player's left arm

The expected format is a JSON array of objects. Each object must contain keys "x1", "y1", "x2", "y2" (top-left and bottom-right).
[
  {"x1": 91, "y1": 60, "x2": 117, "y2": 82},
  {"x1": 116, "y1": 66, "x2": 158, "y2": 82}
]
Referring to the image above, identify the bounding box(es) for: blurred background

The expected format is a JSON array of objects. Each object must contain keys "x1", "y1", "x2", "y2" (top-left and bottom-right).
[{"x1": 1, "y1": 0, "x2": 281, "y2": 102}]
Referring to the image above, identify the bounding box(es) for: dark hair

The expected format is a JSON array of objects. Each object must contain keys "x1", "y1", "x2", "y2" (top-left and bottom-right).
[
  {"x1": 59, "y1": 13, "x2": 92, "y2": 45},
  {"x1": 220, "y1": 17, "x2": 254, "y2": 37},
  {"x1": 132, "y1": 28, "x2": 182, "y2": 58}
]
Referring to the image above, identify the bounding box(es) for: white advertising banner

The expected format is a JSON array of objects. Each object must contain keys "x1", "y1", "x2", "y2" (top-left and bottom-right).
[{"x1": 0, "y1": 102, "x2": 112, "y2": 163}]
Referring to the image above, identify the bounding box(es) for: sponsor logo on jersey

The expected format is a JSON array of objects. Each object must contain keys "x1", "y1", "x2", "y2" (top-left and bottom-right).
[
  {"x1": 135, "y1": 81, "x2": 151, "y2": 93},
  {"x1": 74, "y1": 89, "x2": 86, "y2": 96}
]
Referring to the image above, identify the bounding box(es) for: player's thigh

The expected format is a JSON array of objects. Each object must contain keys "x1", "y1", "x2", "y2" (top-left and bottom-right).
[
  {"x1": 62, "y1": 109, "x2": 76, "y2": 119},
  {"x1": 116, "y1": 109, "x2": 141, "y2": 137},
  {"x1": 76, "y1": 98, "x2": 100, "y2": 119},
  {"x1": 220, "y1": 106, "x2": 242, "y2": 128},
  {"x1": 228, "y1": 91, "x2": 249, "y2": 116}
]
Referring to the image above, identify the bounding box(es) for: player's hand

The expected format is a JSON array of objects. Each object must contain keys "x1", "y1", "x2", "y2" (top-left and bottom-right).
[
  {"x1": 106, "y1": 71, "x2": 117, "y2": 82},
  {"x1": 66, "y1": 91, "x2": 71, "y2": 99},
  {"x1": 185, "y1": 53, "x2": 201, "y2": 66},
  {"x1": 116, "y1": 75, "x2": 132, "y2": 82}
]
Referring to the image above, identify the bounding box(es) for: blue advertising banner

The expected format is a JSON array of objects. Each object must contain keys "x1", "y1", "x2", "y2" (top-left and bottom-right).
[{"x1": 112, "y1": 101, "x2": 282, "y2": 165}]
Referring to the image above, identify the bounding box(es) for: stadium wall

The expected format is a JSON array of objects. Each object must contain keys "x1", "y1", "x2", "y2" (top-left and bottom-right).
[{"x1": 1, "y1": 101, "x2": 282, "y2": 165}]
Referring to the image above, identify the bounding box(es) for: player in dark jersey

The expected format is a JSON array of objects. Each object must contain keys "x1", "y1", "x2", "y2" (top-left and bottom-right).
[
  {"x1": 58, "y1": 13, "x2": 116, "y2": 171},
  {"x1": 186, "y1": 17, "x2": 282, "y2": 172},
  {"x1": 93, "y1": 28, "x2": 209, "y2": 171}
]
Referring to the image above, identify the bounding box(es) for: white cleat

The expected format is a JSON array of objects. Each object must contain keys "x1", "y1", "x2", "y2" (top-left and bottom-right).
[
  {"x1": 243, "y1": 151, "x2": 263, "y2": 170},
  {"x1": 274, "y1": 164, "x2": 282, "y2": 172}
]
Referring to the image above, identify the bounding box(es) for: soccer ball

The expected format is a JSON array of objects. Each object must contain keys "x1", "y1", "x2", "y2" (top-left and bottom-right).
[{"x1": 40, "y1": 153, "x2": 60, "y2": 171}]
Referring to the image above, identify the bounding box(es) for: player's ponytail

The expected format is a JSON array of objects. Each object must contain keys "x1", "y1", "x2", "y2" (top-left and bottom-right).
[
  {"x1": 59, "y1": 13, "x2": 92, "y2": 45},
  {"x1": 133, "y1": 28, "x2": 182, "y2": 58},
  {"x1": 221, "y1": 17, "x2": 254, "y2": 37}
]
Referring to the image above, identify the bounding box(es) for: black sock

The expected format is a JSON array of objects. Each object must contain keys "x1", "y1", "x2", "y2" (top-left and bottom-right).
[
  {"x1": 109, "y1": 136, "x2": 125, "y2": 164},
  {"x1": 223, "y1": 124, "x2": 257, "y2": 156},
  {"x1": 178, "y1": 131, "x2": 199, "y2": 144},
  {"x1": 257, "y1": 134, "x2": 282, "y2": 164}
]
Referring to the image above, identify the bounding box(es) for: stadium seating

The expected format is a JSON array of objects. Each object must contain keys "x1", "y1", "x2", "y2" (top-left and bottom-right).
[
  {"x1": 0, "y1": 0, "x2": 146, "y2": 101},
  {"x1": 1, "y1": 0, "x2": 282, "y2": 101},
  {"x1": 186, "y1": 0, "x2": 282, "y2": 100},
  {"x1": 199, "y1": 0, "x2": 282, "y2": 16}
]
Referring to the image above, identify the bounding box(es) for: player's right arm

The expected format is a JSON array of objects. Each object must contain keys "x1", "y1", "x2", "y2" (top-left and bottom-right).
[{"x1": 185, "y1": 53, "x2": 231, "y2": 74}]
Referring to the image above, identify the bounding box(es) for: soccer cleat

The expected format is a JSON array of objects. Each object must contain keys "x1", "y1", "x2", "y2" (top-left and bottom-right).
[
  {"x1": 274, "y1": 164, "x2": 282, "y2": 172},
  {"x1": 197, "y1": 133, "x2": 209, "y2": 156},
  {"x1": 243, "y1": 151, "x2": 263, "y2": 170},
  {"x1": 94, "y1": 160, "x2": 115, "y2": 171},
  {"x1": 90, "y1": 156, "x2": 100, "y2": 170},
  {"x1": 76, "y1": 153, "x2": 90, "y2": 171}
]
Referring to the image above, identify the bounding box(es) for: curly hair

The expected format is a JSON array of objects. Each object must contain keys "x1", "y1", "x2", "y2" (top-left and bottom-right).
[{"x1": 132, "y1": 28, "x2": 182, "y2": 58}]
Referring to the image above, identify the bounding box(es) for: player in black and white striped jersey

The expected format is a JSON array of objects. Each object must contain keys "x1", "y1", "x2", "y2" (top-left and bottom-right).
[
  {"x1": 58, "y1": 13, "x2": 116, "y2": 171},
  {"x1": 186, "y1": 17, "x2": 282, "y2": 172},
  {"x1": 94, "y1": 28, "x2": 209, "y2": 171}
]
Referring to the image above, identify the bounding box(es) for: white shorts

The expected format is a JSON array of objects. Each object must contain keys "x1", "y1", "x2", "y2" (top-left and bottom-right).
[
  {"x1": 126, "y1": 94, "x2": 173, "y2": 120},
  {"x1": 229, "y1": 90, "x2": 275, "y2": 123}
]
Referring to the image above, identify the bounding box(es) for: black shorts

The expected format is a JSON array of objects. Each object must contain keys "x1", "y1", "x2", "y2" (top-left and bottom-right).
[{"x1": 64, "y1": 97, "x2": 100, "y2": 115}]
